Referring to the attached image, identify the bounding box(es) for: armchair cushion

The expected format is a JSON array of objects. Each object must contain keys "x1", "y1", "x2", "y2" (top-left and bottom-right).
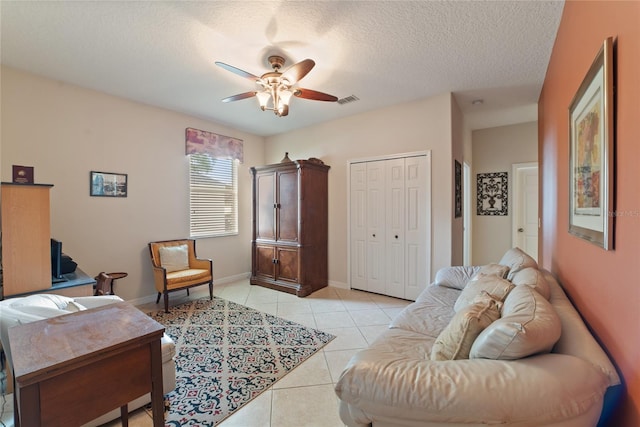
[
  {"x1": 159, "y1": 244, "x2": 190, "y2": 272},
  {"x1": 165, "y1": 268, "x2": 211, "y2": 290}
]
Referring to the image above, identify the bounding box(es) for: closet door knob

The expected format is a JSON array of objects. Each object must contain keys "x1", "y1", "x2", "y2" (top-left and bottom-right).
[
  {"x1": 372, "y1": 234, "x2": 376, "y2": 238},
  {"x1": 395, "y1": 235, "x2": 399, "y2": 239}
]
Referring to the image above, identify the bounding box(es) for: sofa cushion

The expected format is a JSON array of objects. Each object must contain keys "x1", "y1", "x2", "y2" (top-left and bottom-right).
[
  {"x1": 499, "y1": 247, "x2": 538, "y2": 280},
  {"x1": 470, "y1": 285, "x2": 561, "y2": 360},
  {"x1": 434, "y1": 265, "x2": 482, "y2": 290},
  {"x1": 390, "y1": 284, "x2": 460, "y2": 339},
  {"x1": 470, "y1": 263, "x2": 510, "y2": 282},
  {"x1": 431, "y1": 293, "x2": 501, "y2": 360},
  {"x1": 511, "y1": 267, "x2": 551, "y2": 300},
  {"x1": 159, "y1": 244, "x2": 189, "y2": 273},
  {"x1": 454, "y1": 276, "x2": 513, "y2": 312}
]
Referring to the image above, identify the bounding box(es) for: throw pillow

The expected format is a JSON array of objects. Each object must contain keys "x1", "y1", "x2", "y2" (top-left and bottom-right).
[
  {"x1": 469, "y1": 285, "x2": 561, "y2": 360},
  {"x1": 159, "y1": 244, "x2": 190, "y2": 273},
  {"x1": 431, "y1": 294, "x2": 502, "y2": 361},
  {"x1": 454, "y1": 276, "x2": 514, "y2": 312},
  {"x1": 511, "y1": 267, "x2": 551, "y2": 300},
  {"x1": 498, "y1": 247, "x2": 538, "y2": 280},
  {"x1": 469, "y1": 263, "x2": 510, "y2": 282}
]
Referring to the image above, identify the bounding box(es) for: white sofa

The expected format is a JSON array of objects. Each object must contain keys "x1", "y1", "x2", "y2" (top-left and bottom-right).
[
  {"x1": 0, "y1": 293, "x2": 176, "y2": 427},
  {"x1": 335, "y1": 248, "x2": 621, "y2": 427}
]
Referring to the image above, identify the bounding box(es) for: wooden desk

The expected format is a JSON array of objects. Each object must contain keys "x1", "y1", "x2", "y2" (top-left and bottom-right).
[{"x1": 9, "y1": 302, "x2": 165, "y2": 427}]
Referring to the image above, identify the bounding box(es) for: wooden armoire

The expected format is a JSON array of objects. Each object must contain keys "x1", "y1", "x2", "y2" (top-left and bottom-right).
[{"x1": 250, "y1": 154, "x2": 330, "y2": 297}]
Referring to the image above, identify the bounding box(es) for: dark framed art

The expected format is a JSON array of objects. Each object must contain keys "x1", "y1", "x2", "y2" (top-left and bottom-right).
[
  {"x1": 90, "y1": 171, "x2": 128, "y2": 197},
  {"x1": 477, "y1": 172, "x2": 508, "y2": 216},
  {"x1": 568, "y1": 36, "x2": 614, "y2": 250},
  {"x1": 454, "y1": 160, "x2": 462, "y2": 218}
]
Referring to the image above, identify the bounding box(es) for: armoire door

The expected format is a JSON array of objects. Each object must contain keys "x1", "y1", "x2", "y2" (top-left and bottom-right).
[
  {"x1": 276, "y1": 169, "x2": 299, "y2": 243},
  {"x1": 275, "y1": 246, "x2": 299, "y2": 283},
  {"x1": 255, "y1": 172, "x2": 276, "y2": 241},
  {"x1": 254, "y1": 244, "x2": 276, "y2": 280}
]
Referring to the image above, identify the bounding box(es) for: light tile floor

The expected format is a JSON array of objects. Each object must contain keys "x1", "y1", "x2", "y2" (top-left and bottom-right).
[{"x1": 114, "y1": 279, "x2": 412, "y2": 427}]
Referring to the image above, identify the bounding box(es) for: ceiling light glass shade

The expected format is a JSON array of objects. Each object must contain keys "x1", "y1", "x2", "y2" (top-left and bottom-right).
[
  {"x1": 256, "y1": 91, "x2": 271, "y2": 110},
  {"x1": 279, "y1": 89, "x2": 293, "y2": 106},
  {"x1": 277, "y1": 104, "x2": 289, "y2": 117}
]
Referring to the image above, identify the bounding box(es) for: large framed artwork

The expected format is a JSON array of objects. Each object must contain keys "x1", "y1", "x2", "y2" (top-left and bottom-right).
[
  {"x1": 568, "y1": 36, "x2": 614, "y2": 250},
  {"x1": 477, "y1": 172, "x2": 508, "y2": 216}
]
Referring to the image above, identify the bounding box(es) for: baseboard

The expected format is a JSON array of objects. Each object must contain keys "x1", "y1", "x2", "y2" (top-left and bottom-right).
[
  {"x1": 328, "y1": 280, "x2": 349, "y2": 290},
  {"x1": 128, "y1": 272, "x2": 251, "y2": 307}
]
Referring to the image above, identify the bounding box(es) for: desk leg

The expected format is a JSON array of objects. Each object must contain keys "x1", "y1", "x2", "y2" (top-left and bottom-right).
[
  {"x1": 150, "y1": 339, "x2": 165, "y2": 427},
  {"x1": 120, "y1": 404, "x2": 128, "y2": 427}
]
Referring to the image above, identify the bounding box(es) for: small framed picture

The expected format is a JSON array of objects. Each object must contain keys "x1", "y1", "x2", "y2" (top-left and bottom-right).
[{"x1": 90, "y1": 171, "x2": 128, "y2": 197}]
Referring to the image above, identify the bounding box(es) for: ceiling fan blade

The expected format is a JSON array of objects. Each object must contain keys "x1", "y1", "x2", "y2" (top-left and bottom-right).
[
  {"x1": 294, "y1": 88, "x2": 338, "y2": 102},
  {"x1": 215, "y1": 62, "x2": 261, "y2": 82},
  {"x1": 222, "y1": 91, "x2": 257, "y2": 103},
  {"x1": 281, "y1": 59, "x2": 315, "y2": 84}
]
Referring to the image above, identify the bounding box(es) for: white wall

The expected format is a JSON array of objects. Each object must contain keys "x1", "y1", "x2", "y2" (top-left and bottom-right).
[
  {"x1": 265, "y1": 93, "x2": 455, "y2": 287},
  {"x1": 1, "y1": 66, "x2": 264, "y2": 302},
  {"x1": 471, "y1": 121, "x2": 538, "y2": 264}
]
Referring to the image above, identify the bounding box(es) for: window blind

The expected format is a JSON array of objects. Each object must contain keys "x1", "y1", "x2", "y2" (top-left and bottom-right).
[{"x1": 189, "y1": 154, "x2": 238, "y2": 237}]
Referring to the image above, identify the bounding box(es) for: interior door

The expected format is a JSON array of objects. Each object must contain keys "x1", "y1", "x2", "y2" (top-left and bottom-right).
[
  {"x1": 513, "y1": 163, "x2": 539, "y2": 262},
  {"x1": 350, "y1": 163, "x2": 368, "y2": 291},
  {"x1": 366, "y1": 160, "x2": 386, "y2": 294},
  {"x1": 404, "y1": 155, "x2": 428, "y2": 300},
  {"x1": 385, "y1": 158, "x2": 405, "y2": 298}
]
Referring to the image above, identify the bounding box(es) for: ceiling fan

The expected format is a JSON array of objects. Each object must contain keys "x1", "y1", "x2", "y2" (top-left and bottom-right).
[{"x1": 215, "y1": 55, "x2": 338, "y2": 117}]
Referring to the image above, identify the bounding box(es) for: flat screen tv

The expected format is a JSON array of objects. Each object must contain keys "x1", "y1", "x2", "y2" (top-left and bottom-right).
[{"x1": 51, "y1": 238, "x2": 64, "y2": 280}]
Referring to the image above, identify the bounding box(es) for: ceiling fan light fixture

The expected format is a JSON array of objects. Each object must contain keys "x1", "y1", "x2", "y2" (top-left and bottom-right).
[{"x1": 216, "y1": 55, "x2": 337, "y2": 118}]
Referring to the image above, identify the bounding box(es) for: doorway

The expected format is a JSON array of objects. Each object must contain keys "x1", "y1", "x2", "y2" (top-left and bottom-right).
[
  {"x1": 463, "y1": 162, "x2": 471, "y2": 265},
  {"x1": 512, "y1": 162, "x2": 539, "y2": 262}
]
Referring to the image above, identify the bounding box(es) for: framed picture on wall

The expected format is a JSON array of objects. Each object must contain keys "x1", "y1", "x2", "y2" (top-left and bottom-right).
[
  {"x1": 90, "y1": 171, "x2": 128, "y2": 197},
  {"x1": 477, "y1": 172, "x2": 508, "y2": 216},
  {"x1": 568, "y1": 36, "x2": 614, "y2": 250},
  {"x1": 454, "y1": 160, "x2": 462, "y2": 218}
]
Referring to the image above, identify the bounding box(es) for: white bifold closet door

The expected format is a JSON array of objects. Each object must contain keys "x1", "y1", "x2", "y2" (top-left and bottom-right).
[{"x1": 350, "y1": 155, "x2": 429, "y2": 300}]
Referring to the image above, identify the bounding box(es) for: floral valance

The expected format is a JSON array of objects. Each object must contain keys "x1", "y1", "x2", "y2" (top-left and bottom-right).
[{"x1": 185, "y1": 127, "x2": 244, "y2": 163}]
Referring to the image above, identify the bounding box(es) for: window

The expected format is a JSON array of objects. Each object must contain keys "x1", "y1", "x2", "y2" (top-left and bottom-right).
[{"x1": 189, "y1": 154, "x2": 238, "y2": 237}]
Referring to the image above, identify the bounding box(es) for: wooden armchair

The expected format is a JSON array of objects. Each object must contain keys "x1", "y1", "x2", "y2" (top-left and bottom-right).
[{"x1": 148, "y1": 239, "x2": 213, "y2": 312}]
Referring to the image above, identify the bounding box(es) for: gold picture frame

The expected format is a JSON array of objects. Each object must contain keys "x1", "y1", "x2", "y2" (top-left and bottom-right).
[{"x1": 568, "y1": 37, "x2": 614, "y2": 250}]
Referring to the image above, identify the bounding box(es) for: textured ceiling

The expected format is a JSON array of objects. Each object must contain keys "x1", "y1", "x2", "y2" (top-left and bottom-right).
[{"x1": 0, "y1": 1, "x2": 564, "y2": 136}]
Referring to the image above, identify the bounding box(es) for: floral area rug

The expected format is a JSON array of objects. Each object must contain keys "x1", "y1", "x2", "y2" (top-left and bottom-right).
[{"x1": 148, "y1": 296, "x2": 335, "y2": 426}]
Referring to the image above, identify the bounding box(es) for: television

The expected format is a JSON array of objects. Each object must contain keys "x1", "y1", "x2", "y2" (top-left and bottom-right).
[{"x1": 51, "y1": 238, "x2": 64, "y2": 281}]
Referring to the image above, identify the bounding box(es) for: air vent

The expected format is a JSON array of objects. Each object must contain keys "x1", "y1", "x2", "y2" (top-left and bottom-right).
[{"x1": 337, "y1": 95, "x2": 360, "y2": 105}]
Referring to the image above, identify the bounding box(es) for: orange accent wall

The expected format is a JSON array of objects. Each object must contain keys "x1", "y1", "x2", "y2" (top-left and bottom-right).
[{"x1": 539, "y1": 1, "x2": 640, "y2": 425}]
